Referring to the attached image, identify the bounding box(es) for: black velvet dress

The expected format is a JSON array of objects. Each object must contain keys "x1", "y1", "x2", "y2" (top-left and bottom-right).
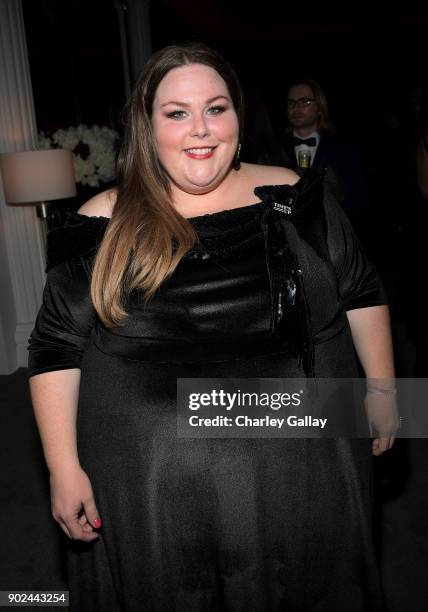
[{"x1": 27, "y1": 171, "x2": 388, "y2": 611}]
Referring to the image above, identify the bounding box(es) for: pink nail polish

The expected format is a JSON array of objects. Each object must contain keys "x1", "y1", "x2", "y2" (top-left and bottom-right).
[{"x1": 93, "y1": 517, "x2": 102, "y2": 528}]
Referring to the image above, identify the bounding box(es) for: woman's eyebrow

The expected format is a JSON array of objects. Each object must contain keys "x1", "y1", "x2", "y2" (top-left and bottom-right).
[{"x1": 160, "y1": 95, "x2": 230, "y2": 108}]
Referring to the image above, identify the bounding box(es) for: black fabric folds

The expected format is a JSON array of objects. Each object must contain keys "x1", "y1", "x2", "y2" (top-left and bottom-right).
[
  {"x1": 27, "y1": 258, "x2": 97, "y2": 376},
  {"x1": 255, "y1": 174, "x2": 320, "y2": 377}
]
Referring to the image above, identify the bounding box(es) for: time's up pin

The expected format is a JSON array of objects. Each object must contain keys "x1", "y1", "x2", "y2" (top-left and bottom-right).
[{"x1": 273, "y1": 201, "x2": 292, "y2": 215}]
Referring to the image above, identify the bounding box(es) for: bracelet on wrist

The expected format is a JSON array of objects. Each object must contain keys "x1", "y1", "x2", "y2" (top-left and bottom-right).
[{"x1": 366, "y1": 385, "x2": 397, "y2": 396}]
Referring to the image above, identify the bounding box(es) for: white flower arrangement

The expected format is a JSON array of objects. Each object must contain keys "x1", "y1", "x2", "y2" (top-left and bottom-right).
[{"x1": 38, "y1": 124, "x2": 119, "y2": 187}]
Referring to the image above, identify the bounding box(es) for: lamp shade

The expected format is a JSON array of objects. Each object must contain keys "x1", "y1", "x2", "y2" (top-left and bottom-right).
[{"x1": 0, "y1": 149, "x2": 76, "y2": 203}]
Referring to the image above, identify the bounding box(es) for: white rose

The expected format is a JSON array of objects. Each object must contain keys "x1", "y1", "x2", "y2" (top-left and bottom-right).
[{"x1": 37, "y1": 132, "x2": 52, "y2": 150}]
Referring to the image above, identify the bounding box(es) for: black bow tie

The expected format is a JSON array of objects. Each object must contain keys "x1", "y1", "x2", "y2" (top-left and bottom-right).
[{"x1": 293, "y1": 136, "x2": 317, "y2": 147}]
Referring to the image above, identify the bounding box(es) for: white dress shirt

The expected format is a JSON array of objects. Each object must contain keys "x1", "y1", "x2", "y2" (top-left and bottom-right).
[{"x1": 293, "y1": 131, "x2": 320, "y2": 167}]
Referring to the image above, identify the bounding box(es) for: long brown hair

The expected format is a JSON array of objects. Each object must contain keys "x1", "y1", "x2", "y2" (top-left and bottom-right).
[{"x1": 90, "y1": 42, "x2": 244, "y2": 328}]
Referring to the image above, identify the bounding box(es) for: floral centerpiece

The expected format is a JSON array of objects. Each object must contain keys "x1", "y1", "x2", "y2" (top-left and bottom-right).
[{"x1": 38, "y1": 124, "x2": 119, "y2": 188}]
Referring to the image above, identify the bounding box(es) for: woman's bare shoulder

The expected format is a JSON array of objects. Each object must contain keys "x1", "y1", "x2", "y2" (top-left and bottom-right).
[
  {"x1": 77, "y1": 187, "x2": 117, "y2": 218},
  {"x1": 243, "y1": 162, "x2": 300, "y2": 187}
]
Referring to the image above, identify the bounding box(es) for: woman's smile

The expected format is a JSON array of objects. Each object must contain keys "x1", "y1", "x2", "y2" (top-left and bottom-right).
[{"x1": 184, "y1": 146, "x2": 217, "y2": 159}]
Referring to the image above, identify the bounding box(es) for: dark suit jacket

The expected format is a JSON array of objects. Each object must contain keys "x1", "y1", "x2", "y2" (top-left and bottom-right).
[{"x1": 282, "y1": 133, "x2": 371, "y2": 238}]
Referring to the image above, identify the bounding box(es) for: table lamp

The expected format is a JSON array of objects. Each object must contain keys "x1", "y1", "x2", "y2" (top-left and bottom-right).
[{"x1": 0, "y1": 149, "x2": 76, "y2": 251}]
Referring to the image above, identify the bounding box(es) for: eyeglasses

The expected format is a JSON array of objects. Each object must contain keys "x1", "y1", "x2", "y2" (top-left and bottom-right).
[{"x1": 287, "y1": 97, "x2": 316, "y2": 110}]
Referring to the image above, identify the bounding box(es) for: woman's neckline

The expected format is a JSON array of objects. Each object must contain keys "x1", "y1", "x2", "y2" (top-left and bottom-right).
[
  {"x1": 185, "y1": 199, "x2": 265, "y2": 221},
  {"x1": 69, "y1": 180, "x2": 301, "y2": 224},
  {"x1": 69, "y1": 199, "x2": 266, "y2": 223}
]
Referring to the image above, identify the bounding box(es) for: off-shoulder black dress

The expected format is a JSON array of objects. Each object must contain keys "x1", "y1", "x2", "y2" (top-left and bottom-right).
[{"x1": 27, "y1": 171, "x2": 388, "y2": 611}]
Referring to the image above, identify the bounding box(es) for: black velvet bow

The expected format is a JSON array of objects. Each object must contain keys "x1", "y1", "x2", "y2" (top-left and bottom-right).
[
  {"x1": 254, "y1": 169, "x2": 325, "y2": 377},
  {"x1": 293, "y1": 136, "x2": 317, "y2": 147}
]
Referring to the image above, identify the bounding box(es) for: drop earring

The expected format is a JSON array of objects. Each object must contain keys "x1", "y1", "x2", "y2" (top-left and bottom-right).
[{"x1": 233, "y1": 143, "x2": 242, "y2": 171}]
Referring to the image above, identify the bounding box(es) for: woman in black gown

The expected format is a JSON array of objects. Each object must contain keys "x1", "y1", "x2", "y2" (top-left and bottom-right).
[{"x1": 27, "y1": 42, "x2": 397, "y2": 611}]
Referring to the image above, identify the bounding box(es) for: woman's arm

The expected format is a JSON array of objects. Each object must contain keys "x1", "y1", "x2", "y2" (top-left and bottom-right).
[
  {"x1": 29, "y1": 369, "x2": 81, "y2": 475},
  {"x1": 322, "y1": 180, "x2": 397, "y2": 454},
  {"x1": 29, "y1": 367, "x2": 102, "y2": 542},
  {"x1": 346, "y1": 305, "x2": 394, "y2": 379},
  {"x1": 27, "y1": 225, "x2": 104, "y2": 540},
  {"x1": 346, "y1": 304, "x2": 398, "y2": 455}
]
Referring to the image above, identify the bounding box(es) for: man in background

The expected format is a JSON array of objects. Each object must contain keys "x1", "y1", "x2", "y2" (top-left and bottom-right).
[{"x1": 281, "y1": 77, "x2": 371, "y2": 242}]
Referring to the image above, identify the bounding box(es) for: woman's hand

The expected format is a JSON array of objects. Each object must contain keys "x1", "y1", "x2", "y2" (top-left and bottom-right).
[
  {"x1": 364, "y1": 392, "x2": 400, "y2": 456},
  {"x1": 50, "y1": 466, "x2": 102, "y2": 541}
]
